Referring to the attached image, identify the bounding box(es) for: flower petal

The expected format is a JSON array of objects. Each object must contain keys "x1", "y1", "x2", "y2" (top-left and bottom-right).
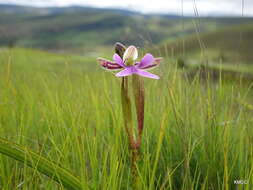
[
  {"x1": 123, "y1": 46, "x2": 138, "y2": 61},
  {"x1": 115, "y1": 68, "x2": 134, "y2": 77},
  {"x1": 140, "y1": 63, "x2": 159, "y2": 70},
  {"x1": 154, "y1": 57, "x2": 162, "y2": 64},
  {"x1": 137, "y1": 53, "x2": 154, "y2": 69},
  {"x1": 136, "y1": 70, "x2": 160, "y2": 79},
  {"x1": 138, "y1": 57, "x2": 162, "y2": 70},
  {"x1": 97, "y1": 57, "x2": 123, "y2": 70},
  {"x1": 113, "y1": 53, "x2": 126, "y2": 68}
]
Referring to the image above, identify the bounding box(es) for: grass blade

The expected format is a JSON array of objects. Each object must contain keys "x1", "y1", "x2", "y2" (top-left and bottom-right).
[{"x1": 0, "y1": 137, "x2": 82, "y2": 190}]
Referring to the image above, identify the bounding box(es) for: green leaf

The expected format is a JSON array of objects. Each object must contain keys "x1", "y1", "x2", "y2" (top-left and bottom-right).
[
  {"x1": 121, "y1": 77, "x2": 135, "y2": 148},
  {"x1": 132, "y1": 75, "x2": 145, "y2": 146}
]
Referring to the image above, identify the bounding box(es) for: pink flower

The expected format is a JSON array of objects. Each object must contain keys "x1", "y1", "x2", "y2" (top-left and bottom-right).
[{"x1": 98, "y1": 45, "x2": 161, "y2": 79}]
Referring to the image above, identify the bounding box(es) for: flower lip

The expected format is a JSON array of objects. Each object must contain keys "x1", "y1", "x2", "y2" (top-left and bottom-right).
[{"x1": 115, "y1": 65, "x2": 160, "y2": 79}]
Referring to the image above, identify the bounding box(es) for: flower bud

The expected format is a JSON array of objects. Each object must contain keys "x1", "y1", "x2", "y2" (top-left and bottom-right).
[{"x1": 115, "y1": 42, "x2": 126, "y2": 59}]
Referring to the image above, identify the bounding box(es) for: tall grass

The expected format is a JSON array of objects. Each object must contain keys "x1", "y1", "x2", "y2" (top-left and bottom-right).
[{"x1": 0, "y1": 47, "x2": 252, "y2": 189}]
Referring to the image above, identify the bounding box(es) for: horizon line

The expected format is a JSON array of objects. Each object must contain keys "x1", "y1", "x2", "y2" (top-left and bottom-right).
[{"x1": 0, "y1": 3, "x2": 252, "y2": 17}]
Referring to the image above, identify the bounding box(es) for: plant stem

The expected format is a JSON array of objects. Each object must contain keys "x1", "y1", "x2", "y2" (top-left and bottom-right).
[{"x1": 131, "y1": 147, "x2": 140, "y2": 189}]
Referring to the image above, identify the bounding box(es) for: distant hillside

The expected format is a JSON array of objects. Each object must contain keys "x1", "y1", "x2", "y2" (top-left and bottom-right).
[
  {"x1": 0, "y1": 4, "x2": 253, "y2": 53},
  {"x1": 0, "y1": 4, "x2": 136, "y2": 15},
  {"x1": 157, "y1": 23, "x2": 253, "y2": 63}
]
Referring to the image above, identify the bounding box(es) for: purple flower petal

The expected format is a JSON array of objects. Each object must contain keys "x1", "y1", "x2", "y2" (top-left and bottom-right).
[
  {"x1": 137, "y1": 57, "x2": 162, "y2": 70},
  {"x1": 113, "y1": 53, "x2": 126, "y2": 68},
  {"x1": 140, "y1": 63, "x2": 159, "y2": 70},
  {"x1": 116, "y1": 68, "x2": 134, "y2": 77},
  {"x1": 136, "y1": 70, "x2": 160, "y2": 79},
  {"x1": 137, "y1": 53, "x2": 154, "y2": 69},
  {"x1": 97, "y1": 57, "x2": 123, "y2": 70}
]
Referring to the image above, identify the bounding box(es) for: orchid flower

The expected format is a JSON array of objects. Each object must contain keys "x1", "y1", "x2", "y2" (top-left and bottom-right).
[
  {"x1": 98, "y1": 43, "x2": 161, "y2": 188},
  {"x1": 98, "y1": 45, "x2": 161, "y2": 79}
]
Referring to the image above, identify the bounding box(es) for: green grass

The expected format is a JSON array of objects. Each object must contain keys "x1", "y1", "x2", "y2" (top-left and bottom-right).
[{"x1": 0, "y1": 47, "x2": 253, "y2": 189}]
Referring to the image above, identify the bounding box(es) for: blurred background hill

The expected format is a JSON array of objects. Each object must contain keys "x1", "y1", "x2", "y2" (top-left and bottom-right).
[{"x1": 0, "y1": 4, "x2": 253, "y2": 61}]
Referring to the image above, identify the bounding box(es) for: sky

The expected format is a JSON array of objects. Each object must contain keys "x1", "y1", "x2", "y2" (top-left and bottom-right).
[{"x1": 0, "y1": 0, "x2": 252, "y2": 16}]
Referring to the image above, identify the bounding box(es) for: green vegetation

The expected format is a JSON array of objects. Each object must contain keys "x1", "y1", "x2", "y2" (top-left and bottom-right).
[
  {"x1": 0, "y1": 4, "x2": 253, "y2": 189},
  {"x1": 0, "y1": 47, "x2": 252, "y2": 189},
  {"x1": 158, "y1": 22, "x2": 253, "y2": 64},
  {"x1": 1, "y1": 4, "x2": 253, "y2": 53},
  {"x1": 0, "y1": 137, "x2": 82, "y2": 190}
]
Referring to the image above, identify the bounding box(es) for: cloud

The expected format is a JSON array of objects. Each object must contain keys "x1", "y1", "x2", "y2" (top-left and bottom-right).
[{"x1": 0, "y1": 0, "x2": 252, "y2": 16}]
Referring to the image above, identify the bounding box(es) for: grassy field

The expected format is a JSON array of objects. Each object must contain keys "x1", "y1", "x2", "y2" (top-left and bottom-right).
[{"x1": 0, "y1": 47, "x2": 252, "y2": 189}]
